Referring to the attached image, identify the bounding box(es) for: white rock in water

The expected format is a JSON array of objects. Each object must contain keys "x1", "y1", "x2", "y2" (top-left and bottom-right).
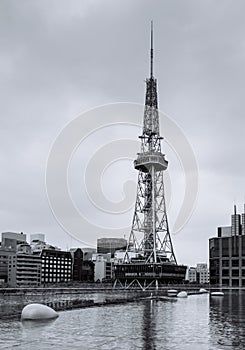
[
  {"x1": 199, "y1": 288, "x2": 208, "y2": 293},
  {"x1": 177, "y1": 291, "x2": 188, "y2": 298},
  {"x1": 211, "y1": 291, "x2": 224, "y2": 297},
  {"x1": 167, "y1": 289, "x2": 178, "y2": 294},
  {"x1": 21, "y1": 303, "x2": 59, "y2": 320}
]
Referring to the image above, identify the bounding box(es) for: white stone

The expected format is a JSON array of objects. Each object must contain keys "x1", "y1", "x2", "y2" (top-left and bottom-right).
[
  {"x1": 199, "y1": 288, "x2": 208, "y2": 293},
  {"x1": 177, "y1": 291, "x2": 188, "y2": 298},
  {"x1": 211, "y1": 291, "x2": 224, "y2": 297},
  {"x1": 167, "y1": 289, "x2": 178, "y2": 293},
  {"x1": 21, "y1": 303, "x2": 59, "y2": 320}
]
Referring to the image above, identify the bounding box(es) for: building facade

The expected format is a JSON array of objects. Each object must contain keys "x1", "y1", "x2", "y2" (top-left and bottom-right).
[
  {"x1": 8, "y1": 254, "x2": 41, "y2": 287},
  {"x1": 209, "y1": 206, "x2": 245, "y2": 287},
  {"x1": 70, "y1": 248, "x2": 94, "y2": 282},
  {"x1": 1, "y1": 232, "x2": 27, "y2": 251},
  {"x1": 97, "y1": 238, "x2": 127, "y2": 257},
  {"x1": 188, "y1": 267, "x2": 197, "y2": 283},
  {"x1": 94, "y1": 254, "x2": 113, "y2": 282},
  {"x1": 41, "y1": 249, "x2": 72, "y2": 285},
  {"x1": 0, "y1": 250, "x2": 15, "y2": 283}
]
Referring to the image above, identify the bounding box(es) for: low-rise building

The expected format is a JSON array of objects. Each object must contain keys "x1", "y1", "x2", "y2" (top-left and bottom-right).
[
  {"x1": 187, "y1": 263, "x2": 209, "y2": 284},
  {"x1": 8, "y1": 254, "x2": 41, "y2": 287}
]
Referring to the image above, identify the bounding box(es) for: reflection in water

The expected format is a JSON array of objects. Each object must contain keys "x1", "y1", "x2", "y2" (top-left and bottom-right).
[
  {"x1": 142, "y1": 300, "x2": 157, "y2": 350},
  {"x1": 21, "y1": 318, "x2": 57, "y2": 329},
  {"x1": 209, "y1": 291, "x2": 245, "y2": 349}
]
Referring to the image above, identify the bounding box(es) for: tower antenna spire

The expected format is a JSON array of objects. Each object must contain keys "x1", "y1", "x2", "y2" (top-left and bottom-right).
[{"x1": 150, "y1": 20, "x2": 154, "y2": 78}]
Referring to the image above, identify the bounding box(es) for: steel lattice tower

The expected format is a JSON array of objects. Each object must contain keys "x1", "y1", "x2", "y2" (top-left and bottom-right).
[{"x1": 124, "y1": 22, "x2": 177, "y2": 265}]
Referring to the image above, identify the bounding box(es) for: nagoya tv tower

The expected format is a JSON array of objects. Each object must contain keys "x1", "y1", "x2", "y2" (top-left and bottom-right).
[{"x1": 114, "y1": 22, "x2": 186, "y2": 289}]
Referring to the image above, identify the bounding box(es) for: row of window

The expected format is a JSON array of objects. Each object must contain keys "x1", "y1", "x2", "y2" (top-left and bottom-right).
[
  {"x1": 41, "y1": 278, "x2": 71, "y2": 282},
  {"x1": 222, "y1": 259, "x2": 245, "y2": 267},
  {"x1": 42, "y1": 257, "x2": 72, "y2": 261},
  {"x1": 41, "y1": 262, "x2": 71, "y2": 265},
  {"x1": 222, "y1": 270, "x2": 245, "y2": 277},
  {"x1": 222, "y1": 279, "x2": 245, "y2": 286}
]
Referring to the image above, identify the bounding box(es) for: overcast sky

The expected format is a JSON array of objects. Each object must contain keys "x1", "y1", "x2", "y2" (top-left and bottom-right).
[{"x1": 1, "y1": 0, "x2": 245, "y2": 266}]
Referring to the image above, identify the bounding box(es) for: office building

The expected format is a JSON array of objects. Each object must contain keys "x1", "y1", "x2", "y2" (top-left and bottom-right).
[
  {"x1": 8, "y1": 254, "x2": 41, "y2": 287},
  {"x1": 70, "y1": 248, "x2": 94, "y2": 282},
  {"x1": 188, "y1": 267, "x2": 197, "y2": 283},
  {"x1": 41, "y1": 249, "x2": 72, "y2": 285},
  {"x1": 0, "y1": 250, "x2": 15, "y2": 283},
  {"x1": 0, "y1": 232, "x2": 27, "y2": 283},
  {"x1": 209, "y1": 205, "x2": 245, "y2": 287},
  {"x1": 187, "y1": 264, "x2": 209, "y2": 284},
  {"x1": 196, "y1": 263, "x2": 209, "y2": 284}
]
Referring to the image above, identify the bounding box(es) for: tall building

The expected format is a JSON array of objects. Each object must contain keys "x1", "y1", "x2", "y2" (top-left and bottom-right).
[
  {"x1": 70, "y1": 248, "x2": 94, "y2": 282},
  {"x1": 209, "y1": 205, "x2": 245, "y2": 287},
  {"x1": 114, "y1": 23, "x2": 187, "y2": 289}
]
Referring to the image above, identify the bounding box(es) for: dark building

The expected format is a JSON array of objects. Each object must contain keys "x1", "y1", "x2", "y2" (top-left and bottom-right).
[
  {"x1": 41, "y1": 249, "x2": 72, "y2": 285},
  {"x1": 209, "y1": 205, "x2": 245, "y2": 287},
  {"x1": 70, "y1": 248, "x2": 94, "y2": 282},
  {"x1": 0, "y1": 250, "x2": 15, "y2": 283},
  {"x1": 81, "y1": 261, "x2": 94, "y2": 281}
]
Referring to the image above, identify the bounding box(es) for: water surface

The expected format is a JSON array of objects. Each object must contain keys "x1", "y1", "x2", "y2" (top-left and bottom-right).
[{"x1": 0, "y1": 291, "x2": 245, "y2": 349}]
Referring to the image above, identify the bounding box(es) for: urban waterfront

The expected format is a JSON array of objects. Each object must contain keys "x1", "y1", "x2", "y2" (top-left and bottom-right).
[{"x1": 0, "y1": 290, "x2": 245, "y2": 349}]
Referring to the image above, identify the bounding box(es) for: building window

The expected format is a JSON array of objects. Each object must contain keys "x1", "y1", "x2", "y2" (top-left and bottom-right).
[
  {"x1": 222, "y1": 279, "x2": 229, "y2": 286},
  {"x1": 232, "y1": 279, "x2": 239, "y2": 286},
  {"x1": 232, "y1": 260, "x2": 239, "y2": 267},
  {"x1": 222, "y1": 238, "x2": 230, "y2": 257},
  {"x1": 222, "y1": 260, "x2": 229, "y2": 267},
  {"x1": 222, "y1": 270, "x2": 229, "y2": 277}
]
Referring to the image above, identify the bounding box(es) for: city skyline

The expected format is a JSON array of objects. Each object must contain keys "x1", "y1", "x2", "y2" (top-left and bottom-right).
[{"x1": 1, "y1": 1, "x2": 245, "y2": 267}]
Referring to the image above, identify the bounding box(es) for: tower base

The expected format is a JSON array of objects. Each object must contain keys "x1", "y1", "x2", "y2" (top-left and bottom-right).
[{"x1": 113, "y1": 262, "x2": 187, "y2": 290}]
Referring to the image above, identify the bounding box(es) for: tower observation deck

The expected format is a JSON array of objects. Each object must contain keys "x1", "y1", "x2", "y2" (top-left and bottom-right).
[{"x1": 114, "y1": 23, "x2": 186, "y2": 289}]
